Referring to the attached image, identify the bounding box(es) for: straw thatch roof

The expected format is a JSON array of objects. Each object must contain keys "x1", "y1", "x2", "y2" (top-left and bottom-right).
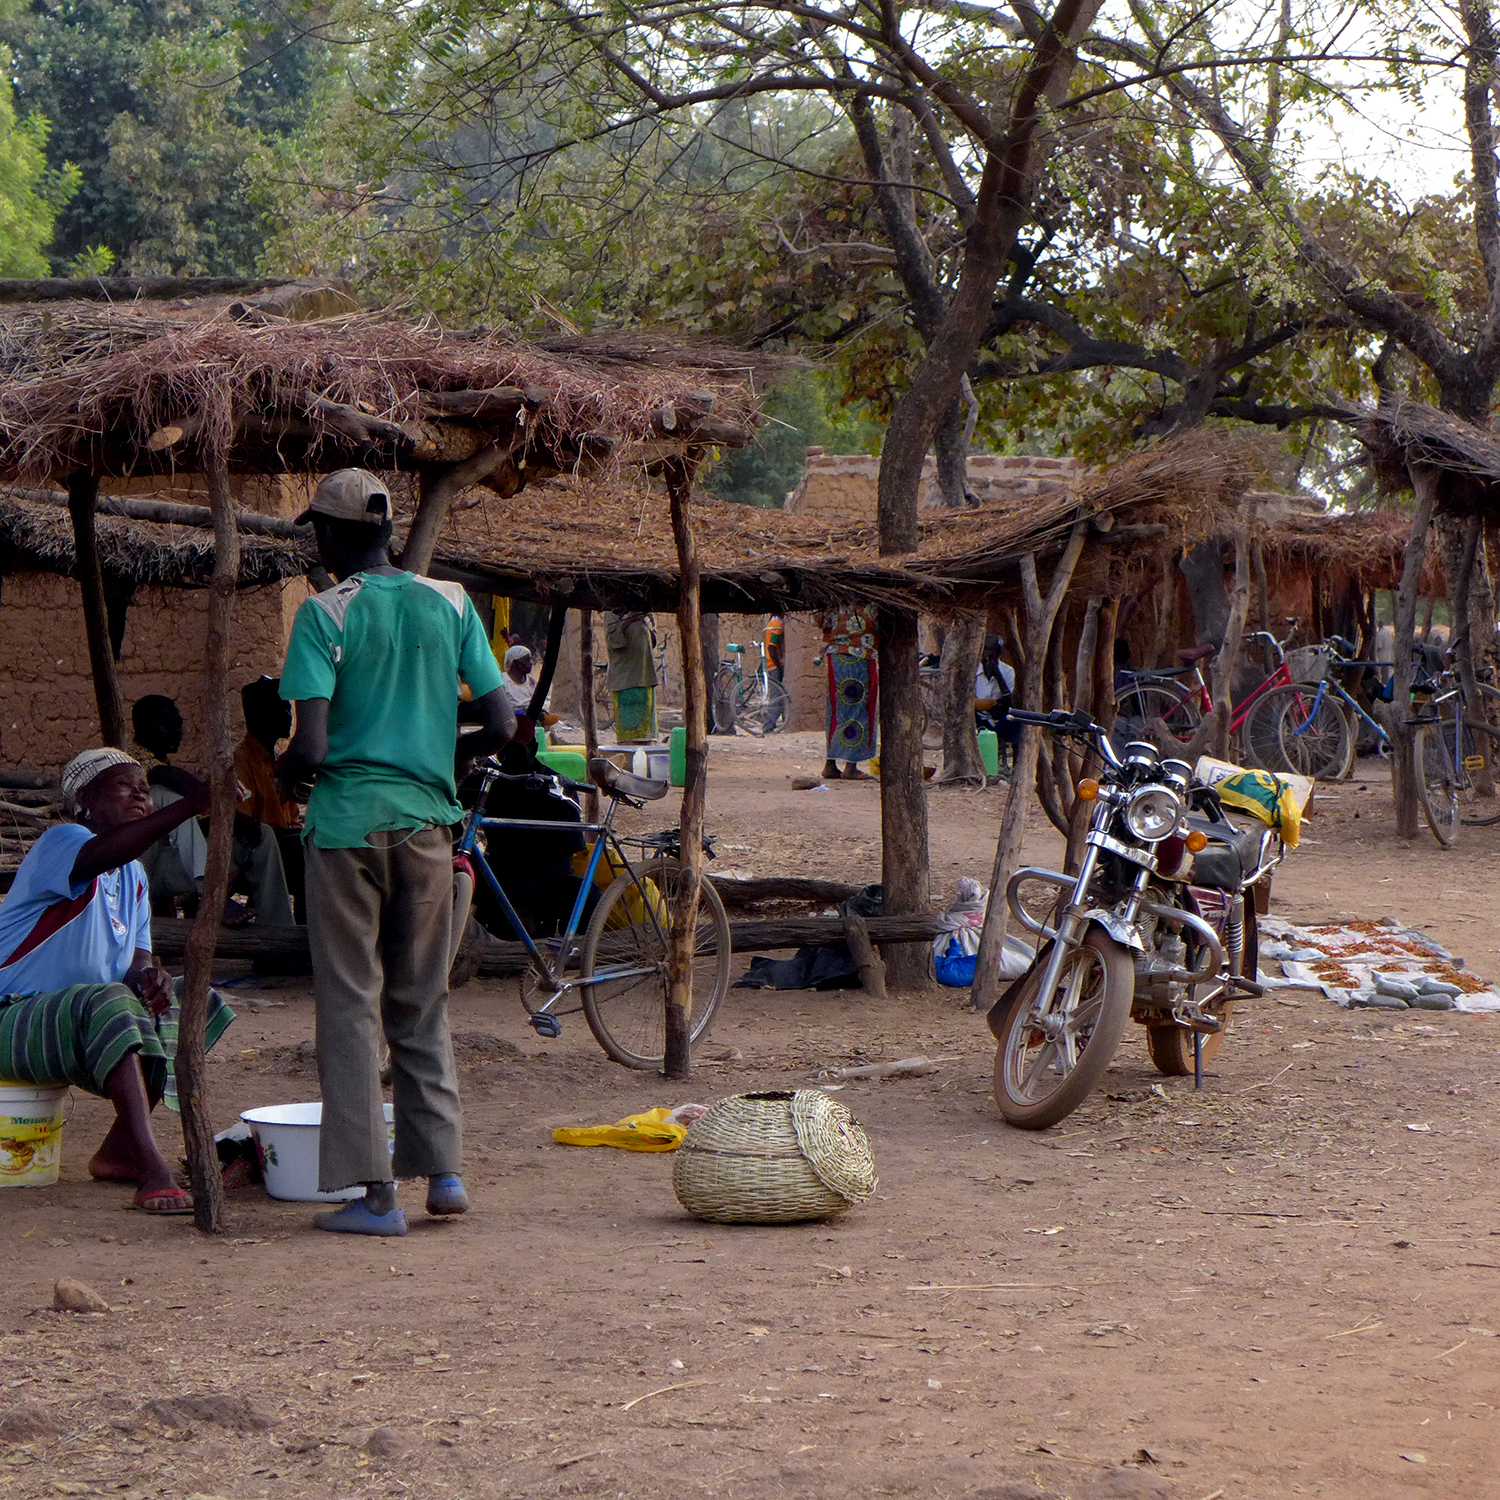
[
  {"x1": 0, "y1": 488, "x2": 302, "y2": 589},
  {"x1": 426, "y1": 433, "x2": 1255, "y2": 612},
  {"x1": 1255, "y1": 506, "x2": 1412, "y2": 589},
  {"x1": 1339, "y1": 398, "x2": 1500, "y2": 512},
  {"x1": 0, "y1": 282, "x2": 766, "y2": 488}
]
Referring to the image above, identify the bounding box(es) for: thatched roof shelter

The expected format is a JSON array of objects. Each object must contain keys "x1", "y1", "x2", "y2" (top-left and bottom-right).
[
  {"x1": 1338, "y1": 398, "x2": 1500, "y2": 514},
  {"x1": 425, "y1": 431, "x2": 1256, "y2": 613},
  {"x1": 1254, "y1": 505, "x2": 1414, "y2": 592},
  {"x1": 0, "y1": 290, "x2": 765, "y2": 489}
]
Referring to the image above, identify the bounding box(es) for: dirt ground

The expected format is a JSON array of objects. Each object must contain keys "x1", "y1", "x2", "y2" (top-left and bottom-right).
[{"x1": 9, "y1": 730, "x2": 1500, "y2": 1500}]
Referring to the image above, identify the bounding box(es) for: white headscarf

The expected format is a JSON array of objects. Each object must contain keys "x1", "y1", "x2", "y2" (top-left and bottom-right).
[
  {"x1": 60, "y1": 748, "x2": 140, "y2": 815},
  {"x1": 503, "y1": 644, "x2": 532, "y2": 672}
]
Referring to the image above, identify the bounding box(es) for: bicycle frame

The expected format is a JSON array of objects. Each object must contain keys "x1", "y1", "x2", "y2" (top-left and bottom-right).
[{"x1": 454, "y1": 769, "x2": 665, "y2": 1026}]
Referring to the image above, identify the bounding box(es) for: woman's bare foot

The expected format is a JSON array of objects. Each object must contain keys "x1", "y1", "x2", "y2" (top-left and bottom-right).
[
  {"x1": 820, "y1": 760, "x2": 840, "y2": 780},
  {"x1": 89, "y1": 1119, "x2": 142, "y2": 1181}
]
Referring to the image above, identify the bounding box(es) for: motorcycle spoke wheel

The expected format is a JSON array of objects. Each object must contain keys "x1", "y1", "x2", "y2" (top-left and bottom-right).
[{"x1": 992, "y1": 929, "x2": 1133, "y2": 1130}]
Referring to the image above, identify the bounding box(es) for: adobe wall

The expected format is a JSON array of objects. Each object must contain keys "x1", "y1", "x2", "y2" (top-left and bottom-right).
[
  {"x1": 0, "y1": 572, "x2": 309, "y2": 775},
  {"x1": 785, "y1": 452, "x2": 1086, "y2": 520}
]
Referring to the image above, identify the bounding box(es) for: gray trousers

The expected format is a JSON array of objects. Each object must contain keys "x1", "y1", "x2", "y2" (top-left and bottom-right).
[{"x1": 305, "y1": 826, "x2": 461, "y2": 1192}]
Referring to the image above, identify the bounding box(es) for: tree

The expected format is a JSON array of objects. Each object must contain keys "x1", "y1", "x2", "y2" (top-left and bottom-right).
[
  {"x1": 3, "y1": 0, "x2": 331, "y2": 273},
  {"x1": 0, "y1": 66, "x2": 76, "y2": 275}
]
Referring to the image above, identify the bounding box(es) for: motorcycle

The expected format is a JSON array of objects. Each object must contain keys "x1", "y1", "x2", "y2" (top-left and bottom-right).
[{"x1": 987, "y1": 708, "x2": 1286, "y2": 1128}]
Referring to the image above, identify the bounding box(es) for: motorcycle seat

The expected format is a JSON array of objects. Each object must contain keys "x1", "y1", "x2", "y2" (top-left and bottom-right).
[{"x1": 1186, "y1": 814, "x2": 1265, "y2": 890}]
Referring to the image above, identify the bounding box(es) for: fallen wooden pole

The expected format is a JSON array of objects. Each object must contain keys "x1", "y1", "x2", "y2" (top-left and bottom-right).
[
  {"x1": 150, "y1": 912, "x2": 947, "y2": 974},
  {"x1": 706, "y1": 875, "x2": 865, "y2": 907}
]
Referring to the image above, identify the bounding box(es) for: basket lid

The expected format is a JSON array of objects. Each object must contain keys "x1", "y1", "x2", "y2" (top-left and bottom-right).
[{"x1": 789, "y1": 1090, "x2": 876, "y2": 1204}]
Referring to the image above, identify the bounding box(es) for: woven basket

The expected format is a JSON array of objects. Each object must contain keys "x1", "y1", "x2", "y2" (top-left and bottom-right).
[{"x1": 672, "y1": 1090, "x2": 877, "y2": 1225}]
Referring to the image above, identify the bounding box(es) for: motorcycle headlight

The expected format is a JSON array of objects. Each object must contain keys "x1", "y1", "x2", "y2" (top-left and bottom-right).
[{"x1": 1123, "y1": 784, "x2": 1183, "y2": 842}]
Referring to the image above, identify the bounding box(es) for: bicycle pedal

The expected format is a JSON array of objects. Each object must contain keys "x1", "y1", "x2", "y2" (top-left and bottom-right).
[{"x1": 529, "y1": 1013, "x2": 563, "y2": 1039}]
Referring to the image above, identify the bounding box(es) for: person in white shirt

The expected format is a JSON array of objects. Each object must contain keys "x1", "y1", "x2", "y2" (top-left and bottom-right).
[{"x1": 975, "y1": 638, "x2": 1018, "y2": 764}]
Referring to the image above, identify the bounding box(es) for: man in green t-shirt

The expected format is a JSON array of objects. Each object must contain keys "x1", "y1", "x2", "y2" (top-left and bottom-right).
[{"x1": 277, "y1": 470, "x2": 513, "y2": 1236}]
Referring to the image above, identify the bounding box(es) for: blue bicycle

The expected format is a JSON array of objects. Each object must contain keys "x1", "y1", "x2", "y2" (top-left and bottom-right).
[{"x1": 456, "y1": 757, "x2": 731, "y2": 1069}]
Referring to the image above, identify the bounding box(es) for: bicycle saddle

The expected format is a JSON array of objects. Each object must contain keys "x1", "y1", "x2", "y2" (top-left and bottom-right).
[
  {"x1": 589, "y1": 756, "x2": 670, "y2": 801},
  {"x1": 1177, "y1": 643, "x2": 1218, "y2": 663}
]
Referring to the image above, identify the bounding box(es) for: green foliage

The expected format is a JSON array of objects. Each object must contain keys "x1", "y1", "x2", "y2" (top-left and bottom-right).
[
  {"x1": 701, "y1": 368, "x2": 883, "y2": 508},
  {"x1": 0, "y1": 83, "x2": 76, "y2": 276},
  {"x1": 3, "y1": 0, "x2": 330, "y2": 273}
]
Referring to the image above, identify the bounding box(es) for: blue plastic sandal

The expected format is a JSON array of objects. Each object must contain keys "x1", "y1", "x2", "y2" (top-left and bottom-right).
[
  {"x1": 314, "y1": 1200, "x2": 409, "y2": 1236},
  {"x1": 426, "y1": 1174, "x2": 469, "y2": 1217}
]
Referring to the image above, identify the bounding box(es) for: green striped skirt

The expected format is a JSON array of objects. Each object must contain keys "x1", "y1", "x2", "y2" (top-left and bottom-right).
[
  {"x1": 0, "y1": 981, "x2": 233, "y2": 1114},
  {"x1": 613, "y1": 686, "x2": 657, "y2": 743}
]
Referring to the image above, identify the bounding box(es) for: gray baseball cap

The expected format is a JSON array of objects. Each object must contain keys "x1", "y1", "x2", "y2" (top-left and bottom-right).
[{"x1": 295, "y1": 469, "x2": 393, "y2": 525}]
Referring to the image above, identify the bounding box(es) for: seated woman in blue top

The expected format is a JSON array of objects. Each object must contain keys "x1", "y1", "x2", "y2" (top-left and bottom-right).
[{"x1": 0, "y1": 748, "x2": 233, "y2": 1214}]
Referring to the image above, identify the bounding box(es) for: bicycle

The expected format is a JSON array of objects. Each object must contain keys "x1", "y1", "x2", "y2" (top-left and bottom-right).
[
  {"x1": 1116, "y1": 625, "x2": 1350, "y2": 779},
  {"x1": 1241, "y1": 635, "x2": 1394, "y2": 782},
  {"x1": 1410, "y1": 676, "x2": 1500, "y2": 846},
  {"x1": 712, "y1": 641, "x2": 789, "y2": 736},
  {"x1": 456, "y1": 756, "x2": 731, "y2": 1069}
]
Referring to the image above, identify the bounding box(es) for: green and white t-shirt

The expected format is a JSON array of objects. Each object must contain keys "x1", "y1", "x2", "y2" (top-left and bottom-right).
[{"x1": 280, "y1": 571, "x2": 503, "y2": 849}]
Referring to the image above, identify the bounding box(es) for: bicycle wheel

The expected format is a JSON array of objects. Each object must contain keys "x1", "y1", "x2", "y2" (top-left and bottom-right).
[
  {"x1": 1242, "y1": 685, "x2": 1351, "y2": 780},
  {"x1": 710, "y1": 666, "x2": 739, "y2": 734},
  {"x1": 1414, "y1": 719, "x2": 1460, "y2": 848},
  {"x1": 734, "y1": 677, "x2": 789, "y2": 737},
  {"x1": 580, "y1": 858, "x2": 731, "y2": 1069},
  {"x1": 593, "y1": 671, "x2": 616, "y2": 732},
  {"x1": 1460, "y1": 721, "x2": 1500, "y2": 823},
  {"x1": 1115, "y1": 679, "x2": 1199, "y2": 741}
]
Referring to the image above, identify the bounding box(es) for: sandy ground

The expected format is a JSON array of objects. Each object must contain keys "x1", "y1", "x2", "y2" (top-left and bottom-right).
[{"x1": 8, "y1": 731, "x2": 1500, "y2": 1500}]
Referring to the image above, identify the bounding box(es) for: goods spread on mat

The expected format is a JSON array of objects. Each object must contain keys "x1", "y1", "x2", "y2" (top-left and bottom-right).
[{"x1": 1260, "y1": 916, "x2": 1500, "y2": 1013}]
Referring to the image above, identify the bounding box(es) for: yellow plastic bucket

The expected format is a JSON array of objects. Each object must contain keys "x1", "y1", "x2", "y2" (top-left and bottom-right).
[{"x1": 0, "y1": 1081, "x2": 70, "y2": 1187}]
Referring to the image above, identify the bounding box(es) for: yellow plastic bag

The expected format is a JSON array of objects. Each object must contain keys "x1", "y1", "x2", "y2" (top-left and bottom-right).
[
  {"x1": 1215, "y1": 769, "x2": 1302, "y2": 849},
  {"x1": 552, "y1": 1108, "x2": 687, "y2": 1152}
]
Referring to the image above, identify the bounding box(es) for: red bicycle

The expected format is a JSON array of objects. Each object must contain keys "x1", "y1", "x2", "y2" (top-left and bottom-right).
[{"x1": 1115, "y1": 627, "x2": 1349, "y2": 779}]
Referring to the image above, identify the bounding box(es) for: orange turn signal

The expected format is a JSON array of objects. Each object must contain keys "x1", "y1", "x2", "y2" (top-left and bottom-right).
[
  {"x1": 1185, "y1": 830, "x2": 1208, "y2": 854},
  {"x1": 1076, "y1": 778, "x2": 1099, "y2": 801}
]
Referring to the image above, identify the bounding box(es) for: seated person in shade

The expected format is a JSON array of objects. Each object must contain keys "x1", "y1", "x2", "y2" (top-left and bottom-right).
[
  {"x1": 975, "y1": 637, "x2": 1019, "y2": 759},
  {"x1": 132, "y1": 694, "x2": 294, "y2": 926},
  {"x1": 0, "y1": 750, "x2": 234, "y2": 1214},
  {"x1": 234, "y1": 676, "x2": 305, "y2": 922},
  {"x1": 500, "y1": 644, "x2": 561, "y2": 748}
]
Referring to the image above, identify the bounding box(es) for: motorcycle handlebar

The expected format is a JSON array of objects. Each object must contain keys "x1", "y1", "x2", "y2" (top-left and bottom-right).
[{"x1": 1006, "y1": 708, "x2": 1124, "y2": 769}]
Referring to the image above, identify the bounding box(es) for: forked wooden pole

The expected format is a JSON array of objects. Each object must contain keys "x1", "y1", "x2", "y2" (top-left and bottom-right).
[
  {"x1": 65, "y1": 471, "x2": 126, "y2": 748},
  {"x1": 665, "y1": 463, "x2": 706, "y2": 1079},
  {"x1": 970, "y1": 521, "x2": 1089, "y2": 1018},
  {"x1": 176, "y1": 461, "x2": 239, "y2": 1232}
]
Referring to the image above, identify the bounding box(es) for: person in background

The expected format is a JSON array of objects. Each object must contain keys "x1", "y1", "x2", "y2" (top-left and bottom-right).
[
  {"x1": 603, "y1": 610, "x2": 658, "y2": 743},
  {"x1": 234, "y1": 677, "x2": 305, "y2": 922},
  {"x1": 818, "y1": 606, "x2": 877, "y2": 781},
  {"x1": 276, "y1": 469, "x2": 513, "y2": 1237},
  {"x1": 975, "y1": 636, "x2": 1019, "y2": 769},
  {"x1": 0, "y1": 749, "x2": 233, "y2": 1214},
  {"x1": 500, "y1": 643, "x2": 561, "y2": 737},
  {"x1": 763, "y1": 615, "x2": 785, "y2": 687},
  {"x1": 132, "y1": 695, "x2": 294, "y2": 926}
]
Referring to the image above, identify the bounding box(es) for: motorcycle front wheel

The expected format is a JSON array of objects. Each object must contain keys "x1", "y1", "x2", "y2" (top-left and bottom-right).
[{"x1": 992, "y1": 929, "x2": 1133, "y2": 1129}]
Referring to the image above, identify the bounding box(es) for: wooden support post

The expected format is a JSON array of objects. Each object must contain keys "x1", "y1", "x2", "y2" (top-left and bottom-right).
[
  {"x1": 176, "y1": 461, "x2": 239, "y2": 1233},
  {"x1": 1209, "y1": 522, "x2": 1251, "y2": 762},
  {"x1": 936, "y1": 611, "x2": 986, "y2": 784},
  {"x1": 1391, "y1": 464, "x2": 1440, "y2": 838},
  {"x1": 878, "y1": 604, "x2": 931, "y2": 990},
  {"x1": 65, "y1": 472, "x2": 126, "y2": 748},
  {"x1": 399, "y1": 446, "x2": 505, "y2": 575},
  {"x1": 665, "y1": 465, "x2": 706, "y2": 1079},
  {"x1": 970, "y1": 521, "x2": 1089, "y2": 1017},
  {"x1": 578, "y1": 608, "x2": 600, "y2": 825},
  {"x1": 843, "y1": 911, "x2": 888, "y2": 999}
]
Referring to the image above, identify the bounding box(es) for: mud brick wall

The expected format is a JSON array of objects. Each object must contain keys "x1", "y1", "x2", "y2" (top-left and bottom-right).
[{"x1": 0, "y1": 572, "x2": 310, "y2": 776}]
